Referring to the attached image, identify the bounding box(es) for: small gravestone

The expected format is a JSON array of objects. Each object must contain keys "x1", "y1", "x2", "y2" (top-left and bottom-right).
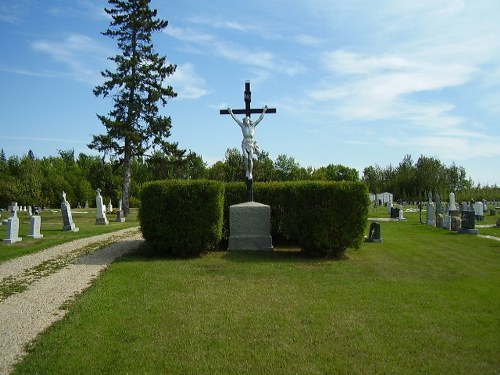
[
  {"x1": 84, "y1": 200, "x2": 89, "y2": 209},
  {"x1": 3, "y1": 202, "x2": 22, "y2": 244},
  {"x1": 442, "y1": 214, "x2": 451, "y2": 229},
  {"x1": 451, "y1": 216, "x2": 461, "y2": 231},
  {"x1": 490, "y1": 209, "x2": 497, "y2": 216},
  {"x1": 95, "y1": 188, "x2": 109, "y2": 225},
  {"x1": 116, "y1": 199, "x2": 125, "y2": 222},
  {"x1": 365, "y1": 222, "x2": 382, "y2": 242},
  {"x1": 473, "y1": 201, "x2": 484, "y2": 222},
  {"x1": 459, "y1": 211, "x2": 478, "y2": 235},
  {"x1": 228, "y1": 202, "x2": 273, "y2": 251},
  {"x1": 435, "y1": 193, "x2": 442, "y2": 214},
  {"x1": 398, "y1": 207, "x2": 405, "y2": 220},
  {"x1": 61, "y1": 191, "x2": 79, "y2": 232},
  {"x1": 448, "y1": 192, "x2": 457, "y2": 213},
  {"x1": 426, "y1": 193, "x2": 436, "y2": 226},
  {"x1": 496, "y1": 218, "x2": 500, "y2": 227},
  {"x1": 107, "y1": 200, "x2": 113, "y2": 213},
  {"x1": 28, "y1": 215, "x2": 43, "y2": 239},
  {"x1": 27, "y1": 205, "x2": 32, "y2": 217},
  {"x1": 436, "y1": 213, "x2": 443, "y2": 228}
]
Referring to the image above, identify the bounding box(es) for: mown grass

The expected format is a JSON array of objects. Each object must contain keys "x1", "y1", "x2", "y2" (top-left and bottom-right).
[
  {"x1": 13, "y1": 210, "x2": 500, "y2": 374},
  {"x1": 0, "y1": 208, "x2": 139, "y2": 263}
]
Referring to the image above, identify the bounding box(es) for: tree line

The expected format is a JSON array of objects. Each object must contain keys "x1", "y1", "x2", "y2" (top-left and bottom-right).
[{"x1": 0, "y1": 148, "x2": 498, "y2": 209}]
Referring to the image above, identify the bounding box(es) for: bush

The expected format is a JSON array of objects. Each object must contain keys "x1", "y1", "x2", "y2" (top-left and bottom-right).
[
  {"x1": 221, "y1": 181, "x2": 369, "y2": 258},
  {"x1": 139, "y1": 180, "x2": 224, "y2": 257},
  {"x1": 281, "y1": 181, "x2": 369, "y2": 258}
]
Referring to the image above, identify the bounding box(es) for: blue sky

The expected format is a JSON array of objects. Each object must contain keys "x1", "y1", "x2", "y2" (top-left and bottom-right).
[{"x1": 1, "y1": 0, "x2": 499, "y2": 185}]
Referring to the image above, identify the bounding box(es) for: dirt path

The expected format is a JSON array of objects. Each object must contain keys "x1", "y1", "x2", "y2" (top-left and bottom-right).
[{"x1": 0, "y1": 227, "x2": 144, "y2": 374}]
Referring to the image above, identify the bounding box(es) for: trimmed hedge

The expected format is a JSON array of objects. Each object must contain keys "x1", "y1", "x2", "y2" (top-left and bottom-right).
[
  {"x1": 139, "y1": 180, "x2": 224, "y2": 257},
  {"x1": 280, "y1": 181, "x2": 369, "y2": 258},
  {"x1": 139, "y1": 180, "x2": 368, "y2": 258},
  {"x1": 222, "y1": 181, "x2": 369, "y2": 258}
]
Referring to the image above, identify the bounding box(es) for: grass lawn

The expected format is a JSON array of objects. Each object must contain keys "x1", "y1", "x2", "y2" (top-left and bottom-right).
[
  {"x1": 0, "y1": 208, "x2": 139, "y2": 263},
  {"x1": 12, "y1": 209, "x2": 500, "y2": 374}
]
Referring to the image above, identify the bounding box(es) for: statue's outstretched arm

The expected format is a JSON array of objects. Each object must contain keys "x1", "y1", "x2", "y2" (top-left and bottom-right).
[
  {"x1": 228, "y1": 108, "x2": 243, "y2": 127},
  {"x1": 253, "y1": 106, "x2": 268, "y2": 127}
]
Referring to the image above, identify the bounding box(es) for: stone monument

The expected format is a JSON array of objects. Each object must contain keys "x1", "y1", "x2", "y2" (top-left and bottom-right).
[
  {"x1": 365, "y1": 222, "x2": 383, "y2": 242},
  {"x1": 448, "y1": 192, "x2": 458, "y2": 216},
  {"x1": 3, "y1": 202, "x2": 22, "y2": 244},
  {"x1": 108, "y1": 200, "x2": 113, "y2": 213},
  {"x1": 228, "y1": 202, "x2": 273, "y2": 250},
  {"x1": 28, "y1": 215, "x2": 44, "y2": 239},
  {"x1": 459, "y1": 210, "x2": 478, "y2": 235},
  {"x1": 95, "y1": 188, "x2": 109, "y2": 225},
  {"x1": 61, "y1": 191, "x2": 79, "y2": 232},
  {"x1": 426, "y1": 192, "x2": 435, "y2": 226},
  {"x1": 116, "y1": 199, "x2": 125, "y2": 223},
  {"x1": 221, "y1": 81, "x2": 276, "y2": 250}
]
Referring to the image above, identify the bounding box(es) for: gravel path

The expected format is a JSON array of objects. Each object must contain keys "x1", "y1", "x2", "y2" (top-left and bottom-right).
[{"x1": 0, "y1": 227, "x2": 144, "y2": 374}]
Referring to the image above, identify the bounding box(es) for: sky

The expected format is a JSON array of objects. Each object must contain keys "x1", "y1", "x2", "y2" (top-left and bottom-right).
[{"x1": 1, "y1": 0, "x2": 499, "y2": 185}]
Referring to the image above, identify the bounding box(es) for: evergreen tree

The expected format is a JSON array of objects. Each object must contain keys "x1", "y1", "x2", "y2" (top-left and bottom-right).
[{"x1": 90, "y1": 0, "x2": 177, "y2": 215}]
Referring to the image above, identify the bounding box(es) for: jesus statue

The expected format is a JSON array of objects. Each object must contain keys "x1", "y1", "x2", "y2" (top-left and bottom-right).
[{"x1": 227, "y1": 105, "x2": 268, "y2": 180}]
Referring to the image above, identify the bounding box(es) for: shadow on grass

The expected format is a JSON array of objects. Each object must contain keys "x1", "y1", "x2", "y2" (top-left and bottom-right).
[{"x1": 121, "y1": 242, "x2": 344, "y2": 264}]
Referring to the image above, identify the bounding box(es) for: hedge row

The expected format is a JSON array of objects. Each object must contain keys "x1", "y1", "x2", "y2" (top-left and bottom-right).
[
  {"x1": 139, "y1": 180, "x2": 224, "y2": 257},
  {"x1": 140, "y1": 180, "x2": 369, "y2": 258}
]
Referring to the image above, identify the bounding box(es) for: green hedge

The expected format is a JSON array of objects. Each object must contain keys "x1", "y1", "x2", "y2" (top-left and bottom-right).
[
  {"x1": 280, "y1": 181, "x2": 369, "y2": 258},
  {"x1": 222, "y1": 181, "x2": 369, "y2": 258},
  {"x1": 139, "y1": 180, "x2": 224, "y2": 257},
  {"x1": 139, "y1": 180, "x2": 368, "y2": 258}
]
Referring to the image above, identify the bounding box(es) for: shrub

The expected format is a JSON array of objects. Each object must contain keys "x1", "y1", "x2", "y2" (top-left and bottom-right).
[
  {"x1": 281, "y1": 181, "x2": 369, "y2": 258},
  {"x1": 139, "y1": 180, "x2": 224, "y2": 257}
]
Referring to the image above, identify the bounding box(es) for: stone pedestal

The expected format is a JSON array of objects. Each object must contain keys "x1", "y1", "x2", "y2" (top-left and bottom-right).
[
  {"x1": 28, "y1": 215, "x2": 44, "y2": 239},
  {"x1": 228, "y1": 202, "x2": 273, "y2": 251},
  {"x1": 436, "y1": 214, "x2": 443, "y2": 228}
]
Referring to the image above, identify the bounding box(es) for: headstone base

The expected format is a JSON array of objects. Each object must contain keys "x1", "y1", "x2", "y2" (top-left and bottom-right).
[
  {"x1": 3, "y1": 237, "x2": 22, "y2": 244},
  {"x1": 228, "y1": 202, "x2": 273, "y2": 251},
  {"x1": 116, "y1": 210, "x2": 126, "y2": 222},
  {"x1": 63, "y1": 224, "x2": 79, "y2": 232},
  {"x1": 458, "y1": 228, "x2": 479, "y2": 235},
  {"x1": 96, "y1": 218, "x2": 109, "y2": 225}
]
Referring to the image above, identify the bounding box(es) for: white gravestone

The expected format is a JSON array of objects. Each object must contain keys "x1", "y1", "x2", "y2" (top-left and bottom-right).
[
  {"x1": 449, "y1": 192, "x2": 457, "y2": 213},
  {"x1": 108, "y1": 200, "x2": 113, "y2": 213},
  {"x1": 426, "y1": 193, "x2": 436, "y2": 226},
  {"x1": 116, "y1": 199, "x2": 125, "y2": 222},
  {"x1": 3, "y1": 202, "x2": 22, "y2": 244},
  {"x1": 95, "y1": 188, "x2": 109, "y2": 225},
  {"x1": 61, "y1": 191, "x2": 79, "y2": 232},
  {"x1": 28, "y1": 215, "x2": 43, "y2": 239}
]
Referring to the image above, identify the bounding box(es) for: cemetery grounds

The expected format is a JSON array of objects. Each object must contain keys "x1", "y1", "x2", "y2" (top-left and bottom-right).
[{"x1": 0, "y1": 206, "x2": 499, "y2": 374}]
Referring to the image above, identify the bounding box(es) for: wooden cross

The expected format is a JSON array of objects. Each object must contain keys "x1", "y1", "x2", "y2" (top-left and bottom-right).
[{"x1": 219, "y1": 80, "x2": 276, "y2": 117}]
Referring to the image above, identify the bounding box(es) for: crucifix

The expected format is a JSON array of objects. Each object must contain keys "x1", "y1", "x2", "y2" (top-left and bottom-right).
[{"x1": 220, "y1": 81, "x2": 276, "y2": 201}]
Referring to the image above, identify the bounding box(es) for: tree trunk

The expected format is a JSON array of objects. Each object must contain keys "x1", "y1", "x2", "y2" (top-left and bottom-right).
[{"x1": 122, "y1": 147, "x2": 132, "y2": 216}]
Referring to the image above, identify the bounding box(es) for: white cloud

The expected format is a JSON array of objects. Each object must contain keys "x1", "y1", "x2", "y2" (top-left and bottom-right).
[
  {"x1": 31, "y1": 34, "x2": 109, "y2": 84},
  {"x1": 168, "y1": 63, "x2": 208, "y2": 100}
]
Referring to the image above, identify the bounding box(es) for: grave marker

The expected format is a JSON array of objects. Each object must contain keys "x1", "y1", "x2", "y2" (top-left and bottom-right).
[
  {"x1": 28, "y1": 215, "x2": 44, "y2": 239},
  {"x1": 61, "y1": 191, "x2": 79, "y2": 232},
  {"x1": 95, "y1": 188, "x2": 109, "y2": 225},
  {"x1": 3, "y1": 202, "x2": 22, "y2": 244}
]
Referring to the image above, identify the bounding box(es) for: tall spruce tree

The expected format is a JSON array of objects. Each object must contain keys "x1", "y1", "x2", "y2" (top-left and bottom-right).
[{"x1": 90, "y1": 0, "x2": 177, "y2": 215}]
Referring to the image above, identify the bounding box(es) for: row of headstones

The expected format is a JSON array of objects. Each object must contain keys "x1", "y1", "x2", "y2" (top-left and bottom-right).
[
  {"x1": 425, "y1": 192, "x2": 499, "y2": 234},
  {"x1": 1, "y1": 202, "x2": 42, "y2": 243},
  {"x1": 3, "y1": 190, "x2": 126, "y2": 244}
]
